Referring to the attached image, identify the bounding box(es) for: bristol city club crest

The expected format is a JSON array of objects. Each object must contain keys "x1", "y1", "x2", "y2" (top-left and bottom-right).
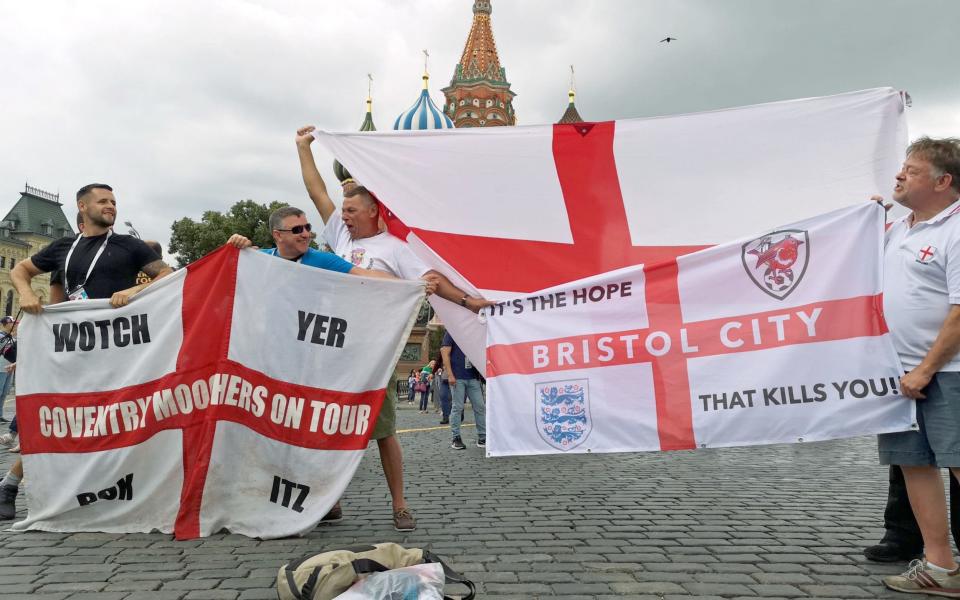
[
  {"x1": 535, "y1": 379, "x2": 591, "y2": 451},
  {"x1": 741, "y1": 229, "x2": 809, "y2": 300}
]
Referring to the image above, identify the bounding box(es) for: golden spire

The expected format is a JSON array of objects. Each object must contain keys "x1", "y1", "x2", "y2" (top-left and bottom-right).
[
  {"x1": 366, "y1": 73, "x2": 373, "y2": 112},
  {"x1": 422, "y1": 49, "x2": 430, "y2": 89},
  {"x1": 557, "y1": 65, "x2": 585, "y2": 124}
]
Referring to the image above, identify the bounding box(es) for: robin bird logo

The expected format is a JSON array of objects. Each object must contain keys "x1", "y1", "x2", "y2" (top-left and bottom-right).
[
  {"x1": 748, "y1": 236, "x2": 803, "y2": 272},
  {"x1": 742, "y1": 231, "x2": 809, "y2": 300}
]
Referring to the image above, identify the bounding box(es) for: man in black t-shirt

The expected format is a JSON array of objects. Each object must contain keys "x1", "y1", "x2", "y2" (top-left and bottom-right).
[
  {"x1": 12, "y1": 183, "x2": 170, "y2": 311},
  {"x1": 0, "y1": 183, "x2": 172, "y2": 521}
]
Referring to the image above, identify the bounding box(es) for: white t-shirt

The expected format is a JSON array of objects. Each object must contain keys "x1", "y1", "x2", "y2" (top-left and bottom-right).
[
  {"x1": 322, "y1": 209, "x2": 430, "y2": 280},
  {"x1": 883, "y1": 198, "x2": 960, "y2": 370}
]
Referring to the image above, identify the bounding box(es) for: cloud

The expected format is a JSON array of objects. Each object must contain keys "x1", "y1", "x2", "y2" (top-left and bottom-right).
[{"x1": 1, "y1": 0, "x2": 957, "y2": 257}]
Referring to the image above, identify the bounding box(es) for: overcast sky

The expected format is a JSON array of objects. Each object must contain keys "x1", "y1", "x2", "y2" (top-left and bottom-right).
[{"x1": 1, "y1": 0, "x2": 958, "y2": 256}]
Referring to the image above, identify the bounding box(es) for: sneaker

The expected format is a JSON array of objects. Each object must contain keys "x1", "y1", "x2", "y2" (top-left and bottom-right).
[
  {"x1": 451, "y1": 437, "x2": 466, "y2": 450},
  {"x1": 0, "y1": 484, "x2": 17, "y2": 520},
  {"x1": 883, "y1": 558, "x2": 960, "y2": 597},
  {"x1": 0, "y1": 433, "x2": 15, "y2": 448},
  {"x1": 8, "y1": 444, "x2": 18, "y2": 454},
  {"x1": 392, "y1": 508, "x2": 416, "y2": 532},
  {"x1": 865, "y1": 540, "x2": 923, "y2": 563},
  {"x1": 439, "y1": 419, "x2": 449, "y2": 425},
  {"x1": 320, "y1": 502, "x2": 342, "y2": 524},
  {"x1": 477, "y1": 437, "x2": 486, "y2": 448}
]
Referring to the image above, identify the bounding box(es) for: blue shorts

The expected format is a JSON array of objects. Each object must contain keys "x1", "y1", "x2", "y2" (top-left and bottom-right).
[{"x1": 879, "y1": 371, "x2": 960, "y2": 468}]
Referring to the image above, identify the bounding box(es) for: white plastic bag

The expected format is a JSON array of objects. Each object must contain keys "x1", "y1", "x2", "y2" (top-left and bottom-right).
[{"x1": 334, "y1": 562, "x2": 444, "y2": 600}]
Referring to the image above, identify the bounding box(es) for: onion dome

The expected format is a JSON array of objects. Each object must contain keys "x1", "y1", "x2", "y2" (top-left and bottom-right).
[
  {"x1": 394, "y1": 72, "x2": 454, "y2": 130},
  {"x1": 557, "y1": 89, "x2": 585, "y2": 124},
  {"x1": 334, "y1": 92, "x2": 377, "y2": 184}
]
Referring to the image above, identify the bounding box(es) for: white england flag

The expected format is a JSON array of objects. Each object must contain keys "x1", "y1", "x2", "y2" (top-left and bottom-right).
[
  {"x1": 484, "y1": 203, "x2": 915, "y2": 455},
  {"x1": 314, "y1": 87, "x2": 908, "y2": 369},
  {"x1": 13, "y1": 246, "x2": 423, "y2": 538}
]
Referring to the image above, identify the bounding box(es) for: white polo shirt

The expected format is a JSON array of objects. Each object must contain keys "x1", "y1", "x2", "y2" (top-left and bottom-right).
[
  {"x1": 883, "y1": 198, "x2": 960, "y2": 370},
  {"x1": 321, "y1": 209, "x2": 430, "y2": 280}
]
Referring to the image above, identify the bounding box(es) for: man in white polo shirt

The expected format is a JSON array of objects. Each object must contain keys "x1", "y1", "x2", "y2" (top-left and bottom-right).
[
  {"x1": 878, "y1": 137, "x2": 960, "y2": 596},
  {"x1": 296, "y1": 126, "x2": 492, "y2": 532}
]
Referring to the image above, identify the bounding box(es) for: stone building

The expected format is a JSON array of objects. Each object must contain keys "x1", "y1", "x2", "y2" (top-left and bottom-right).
[{"x1": 0, "y1": 184, "x2": 74, "y2": 315}]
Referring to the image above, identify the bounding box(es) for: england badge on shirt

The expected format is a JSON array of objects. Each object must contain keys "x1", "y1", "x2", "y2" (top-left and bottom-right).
[{"x1": 916, "y1": 245, "x2": 937, "y2": 264}]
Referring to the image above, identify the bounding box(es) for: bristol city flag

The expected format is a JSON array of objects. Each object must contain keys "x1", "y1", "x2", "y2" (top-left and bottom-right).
[
  {"x1": 483, "y1": 203, "x2": 914, "y2": 456},
  {"x1": 314, "y1": 87, "x2": 908, "y2": 368},
  {"x1": 12, "y1": 246, "x2": 423, "y2": 538}
]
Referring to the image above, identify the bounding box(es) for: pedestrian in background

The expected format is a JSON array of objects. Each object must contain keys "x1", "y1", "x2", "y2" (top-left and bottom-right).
[{"x1": 407, "y1": 369, "x2": 417, "y2": 405}]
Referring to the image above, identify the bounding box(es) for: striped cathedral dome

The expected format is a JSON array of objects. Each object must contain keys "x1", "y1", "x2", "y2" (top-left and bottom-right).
[{"x1": 393, "y1": 73, "x2": 454, "y2": 130}]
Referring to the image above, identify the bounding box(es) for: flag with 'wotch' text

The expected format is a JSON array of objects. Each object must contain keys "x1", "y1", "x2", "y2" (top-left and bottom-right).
[{"x1": 12, "y1": 246, "x2": 422, "y2": 538}]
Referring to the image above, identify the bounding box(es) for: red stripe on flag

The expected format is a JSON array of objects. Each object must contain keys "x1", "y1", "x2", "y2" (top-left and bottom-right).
[
  {"x1": 17, "y1": 362, "x2": 384, "y2": 454},
  {"x1": 486, "y1": 295, "x2": 887, "y2": 376},
  {"x1": 410, "y1": 230, "x2": 704, "y2": 293},
  {"x1": 176, "y1": 245, "x2": 240, "y2": 539},
  {"x1": 552, "y1": 122, "x2": 633, "y2": 255},
  {"x1": 645, "y1": 260, "x2": 695, "y2": 450},
  {"x1": 406, "y1": 122, "x2": 707, "y2": 293},
  {"x1": 376, "y1": 196, "x2": 412, "y2": 241}
]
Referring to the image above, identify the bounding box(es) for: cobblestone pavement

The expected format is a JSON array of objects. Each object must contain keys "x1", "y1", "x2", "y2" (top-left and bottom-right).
[{"x1": 0, "y1": 398, "x2": 923, "y2": 599}]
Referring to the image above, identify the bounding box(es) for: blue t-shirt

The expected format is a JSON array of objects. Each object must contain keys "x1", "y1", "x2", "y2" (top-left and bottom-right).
[
  {"x1": 260, "y1": 247, "x2": 353, "y2": 273},
  {"x1": 442, "y1": 331, "x2": 480, "y2": 380}
]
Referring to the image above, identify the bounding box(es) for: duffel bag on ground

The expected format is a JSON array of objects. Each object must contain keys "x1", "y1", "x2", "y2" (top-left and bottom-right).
[{"x1": 276, "y1": 542, "x2": 476, "y2": 600}]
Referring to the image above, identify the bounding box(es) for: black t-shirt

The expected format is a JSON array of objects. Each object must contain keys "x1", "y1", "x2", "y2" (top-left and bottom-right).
[{"x1": 31, "y1": 233, "x2": 160, "y2": 299}]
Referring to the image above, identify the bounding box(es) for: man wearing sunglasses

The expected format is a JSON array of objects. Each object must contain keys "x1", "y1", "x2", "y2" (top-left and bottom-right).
[
  {"x1": 229, "y1": 206, "x2": 399, "y2": 278},
  {"x1": 229, "y1": 203, "x2": 440, "y2": 531}
]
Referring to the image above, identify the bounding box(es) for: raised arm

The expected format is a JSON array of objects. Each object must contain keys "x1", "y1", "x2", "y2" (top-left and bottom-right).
[{"x1": 296, "y1": 126, "x2": 336, "y2": 224}]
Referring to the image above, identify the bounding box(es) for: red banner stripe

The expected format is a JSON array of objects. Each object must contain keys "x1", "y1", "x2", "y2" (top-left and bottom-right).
[
  {"x1": 645, "y1": 260, "x2": 695, "y2": 451},
  {"x1": 486, "y1": 295, "x2": 887, "y2": 377},
  {"x1": 176, "y1": 246, "x2": 240, "y2": 538},
  {"x1": 406, "y1": 122, "x2": 707, "y2": 293},
  {"x1": 411, "y1": 230, "x2": 705, "y2": 293},
  {"x1": 17, "y1": 361, "x2": 385, "y2": 455}
]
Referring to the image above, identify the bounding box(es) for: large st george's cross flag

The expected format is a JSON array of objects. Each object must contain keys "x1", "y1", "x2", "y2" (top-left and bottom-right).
[
  {"x1": 314, "y1": 87, "x2": 911, "y2": 452},
  {"x1": 12, "y1": 247, "x2": 423, "y2": 538}
]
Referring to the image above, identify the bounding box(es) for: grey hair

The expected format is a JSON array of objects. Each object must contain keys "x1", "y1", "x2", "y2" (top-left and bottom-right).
[
  {"x1": 906, "y1": 137, "x2": 960, "y2": 193},
  {"x1": 269, "y1": 206, "x2": 305, "y2": 231}
]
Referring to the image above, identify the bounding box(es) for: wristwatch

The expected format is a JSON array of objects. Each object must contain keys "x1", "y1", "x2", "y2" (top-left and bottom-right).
[{"x1": 459, "y1": 295, "x2": 469, "y2": 307}]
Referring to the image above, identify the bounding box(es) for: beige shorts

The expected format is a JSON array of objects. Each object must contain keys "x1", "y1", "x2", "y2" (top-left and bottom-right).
[{"x1": 370, "y1": 371, "x2": 398, "y2": 441}]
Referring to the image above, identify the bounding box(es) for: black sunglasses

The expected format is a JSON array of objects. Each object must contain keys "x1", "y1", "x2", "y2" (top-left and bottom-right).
[{"x1": 275, "y1": 223, "x2": 312, "y2": 234}]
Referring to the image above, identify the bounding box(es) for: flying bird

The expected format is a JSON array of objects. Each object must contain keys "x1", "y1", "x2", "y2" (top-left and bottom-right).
[{"x1": 660, "y1": 37, "x2": 677, "y2": 43}]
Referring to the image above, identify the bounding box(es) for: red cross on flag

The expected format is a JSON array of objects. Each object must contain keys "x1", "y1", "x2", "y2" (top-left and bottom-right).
[
  {"x1": 483, "y1": 203, "x2": 914, "y2": 454},
  {"x1": 314, "y1": 87, "x2": 911, "y2": 454},
  {"x1": 13, "y1": 247, "x2": 423, "y2": 538}
]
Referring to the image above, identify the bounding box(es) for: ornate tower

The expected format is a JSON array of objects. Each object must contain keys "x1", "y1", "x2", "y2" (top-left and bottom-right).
[{"x1": 442, "y1": 0, "x2": 516, "y2": 127}]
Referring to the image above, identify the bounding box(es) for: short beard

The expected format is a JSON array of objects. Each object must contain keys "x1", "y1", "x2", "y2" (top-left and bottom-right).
[{"x1": 87, "y1": 213, "x2": 114, "y2": 228}]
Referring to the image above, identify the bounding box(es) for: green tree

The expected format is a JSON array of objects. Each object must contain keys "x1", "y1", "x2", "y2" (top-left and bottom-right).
[{"x1": 168, "y1": 200, "x2": 289, "y2": 267}]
